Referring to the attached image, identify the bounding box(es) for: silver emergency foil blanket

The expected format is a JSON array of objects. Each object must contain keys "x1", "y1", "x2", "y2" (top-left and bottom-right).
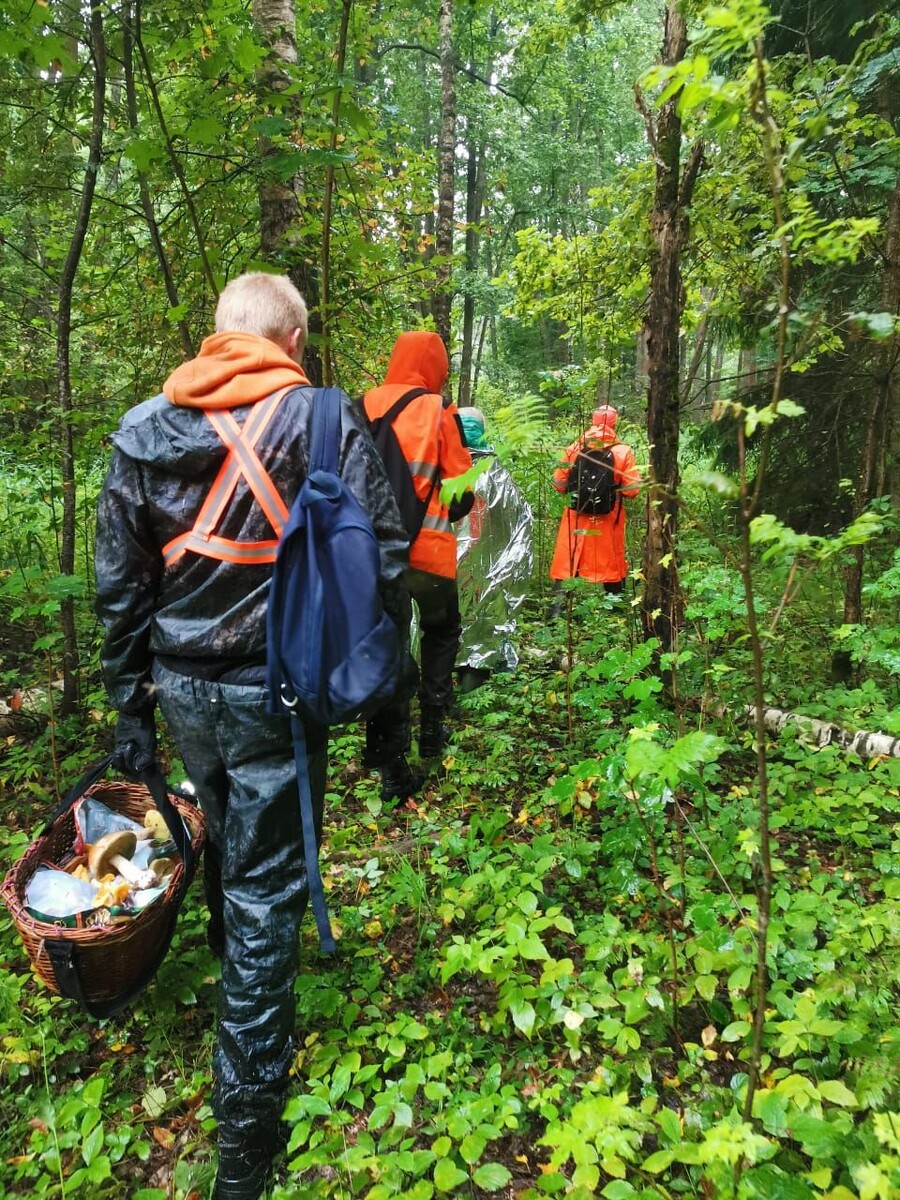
[
  {"x1": 409, "y1": 453, "x2": 534, "y2": 671},
  {"x1": 455, "y1": 453, "x2": 534, "y2": 671}
]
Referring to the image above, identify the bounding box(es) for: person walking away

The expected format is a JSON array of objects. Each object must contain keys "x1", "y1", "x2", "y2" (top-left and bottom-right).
[
  {"x1": 94, "y1": 273, "x2": 409, "y2": 1200},
  {"x1": 363, "y1": 331, "x2": 473, "y2": 798},
  {"x1": 455, "y1": 407, "x2": 533, "y2": 692},
  {"x1": 549, "y1": 405, "x2": 641, "y2": 602}
]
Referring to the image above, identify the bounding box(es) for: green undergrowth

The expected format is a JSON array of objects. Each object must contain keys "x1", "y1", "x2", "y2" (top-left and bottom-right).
[{"x1": 0, "y1": 596, "x2": 898, "y2": 1198}]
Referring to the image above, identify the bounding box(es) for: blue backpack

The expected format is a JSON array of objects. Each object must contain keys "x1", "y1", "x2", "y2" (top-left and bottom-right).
[{"x1": 267, "y1": 387, "x2": 402, "y2": 951}]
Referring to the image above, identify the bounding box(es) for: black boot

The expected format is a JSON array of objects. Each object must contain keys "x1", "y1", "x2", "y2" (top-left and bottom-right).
[
  {"x1": 214, "y1": 1143, "x2": 270, "y2": 1200},
  {"x1": 419, "y1": 705, "x2": 448, "y2": 759},
  {"x1": 214, "y1": 1125, "x2": 287, "y2": 1200},
  {"x1": 379, "y1": 755, "x2": 424, "y2": 802}
]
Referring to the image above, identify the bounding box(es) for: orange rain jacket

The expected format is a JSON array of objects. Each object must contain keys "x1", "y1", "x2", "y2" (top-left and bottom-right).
[
  {"x1": 363, "y1": 332, "x2": 473, "y2": 579},
  {"x1": 549, "y1": 406, "x2": 641, "y2": 584}
]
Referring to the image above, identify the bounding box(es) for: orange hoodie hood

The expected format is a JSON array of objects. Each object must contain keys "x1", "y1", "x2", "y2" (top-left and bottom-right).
[
  {"x1": 163, "y1": 332, "x2": 310, "y2": 410},
  {"x1": 382, "y1": 331, "x2": 449, "y2": 393},
  {"x1": 586, "y1": 405, "x2": 619, "y2": 442}
]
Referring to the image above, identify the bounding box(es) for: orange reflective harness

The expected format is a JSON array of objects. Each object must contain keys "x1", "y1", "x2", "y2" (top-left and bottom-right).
[{"x1": 162, "y1": 388, "x2": 291, "y2": 568}]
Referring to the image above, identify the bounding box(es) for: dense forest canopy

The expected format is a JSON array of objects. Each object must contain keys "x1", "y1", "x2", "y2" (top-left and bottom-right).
[{"x1": 0, "y1": 0, "x2": 898, "y2": 1197}]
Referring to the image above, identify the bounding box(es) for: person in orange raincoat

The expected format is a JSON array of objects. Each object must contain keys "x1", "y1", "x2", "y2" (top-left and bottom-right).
[
  {"x1": 363, "y1": 331, "x2": 474, "y2": 797},
  {"x1": 549, "y1": 405, "x2": 641, "y2": 595}
]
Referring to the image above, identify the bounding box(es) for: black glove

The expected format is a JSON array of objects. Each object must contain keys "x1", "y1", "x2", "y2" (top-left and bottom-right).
[{"x1": 112, "y1": 710, "x2": 157, "y2": 777}]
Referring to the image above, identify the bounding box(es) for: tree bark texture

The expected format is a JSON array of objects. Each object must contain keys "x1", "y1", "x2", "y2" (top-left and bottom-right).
[
  {"x1": 55, "y1": 0, "x2": 106, "y2": 716},
  {"x1": 840, "y1": 176, "x2": 900, "y2": 641},
  {"x1": 458, "y1": 121, "x2": 486, "y2": 407},
  {"x1": 123, "y1": 0, "x2": 193, "y2": 360},
  {"x1": 725, "y1": 704, "x2": 900, "y2": 760},
  {"x1": 640, "y1": 4, "x2": 702, "y2": 654},
  {"x1": 253, "y1": 0, "x2": 323, "y2": 384},
  {"x1": 431, "y1": 0, "x2": 456, "y2": 353},
  {"x1": 320, "y1": 0, "x2": 352, "y2": 386}
]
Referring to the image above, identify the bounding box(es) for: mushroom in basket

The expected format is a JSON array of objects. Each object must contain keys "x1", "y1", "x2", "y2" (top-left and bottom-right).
[{"x1": 88, "y1": 831, "x2": 157, "y2": 890}]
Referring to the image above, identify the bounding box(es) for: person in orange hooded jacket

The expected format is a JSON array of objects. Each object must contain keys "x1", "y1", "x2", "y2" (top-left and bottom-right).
[
  {"x1": 363, "y1": 331, "x2": 474, "y2": 797},
  {"x1": 550, "y1": 405, "x2": 641, "y2": 594}
]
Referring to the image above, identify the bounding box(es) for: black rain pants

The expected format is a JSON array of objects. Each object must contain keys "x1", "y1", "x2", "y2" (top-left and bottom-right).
[
  {"x1": 366, "y1": 567, "x2": 460, "y2": 762},
  {"x1": 153, "y1": 663, "x2": 326, "y2": 1139}
]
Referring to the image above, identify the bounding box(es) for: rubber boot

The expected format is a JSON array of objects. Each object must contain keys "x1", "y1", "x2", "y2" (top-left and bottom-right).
[
  {"x1": 214, "y1": 1143, "x2": 270, "y2": 1200},
  {"x1": 419, "y1": 705, "x2": 448, "y2": 759},
  {"x1": 214, "y1": 1125, "x2": 287, "y2": 1200},
  {"x1": 380, "y1": 755, "x2": 424, "y2": 803}
]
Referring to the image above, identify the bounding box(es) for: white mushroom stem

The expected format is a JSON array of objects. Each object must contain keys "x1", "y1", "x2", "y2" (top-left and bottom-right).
[{"x1": 107, "y1": 854, "x2": 156, "y2": 889}]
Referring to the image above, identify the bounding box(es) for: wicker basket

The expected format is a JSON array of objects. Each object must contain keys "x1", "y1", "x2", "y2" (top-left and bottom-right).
[{"x1": 2, "y1": 775, "x2": 204, "y2": 1014}]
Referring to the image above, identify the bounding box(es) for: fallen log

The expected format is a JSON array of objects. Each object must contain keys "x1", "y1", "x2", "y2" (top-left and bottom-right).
[{"x1": 727, "y1": 704, "x2": 900, "y2": 759}]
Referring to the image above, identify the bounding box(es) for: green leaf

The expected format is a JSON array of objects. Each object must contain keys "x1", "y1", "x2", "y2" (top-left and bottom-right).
[
  {"x1": 721, "y1": 1020, "x2": 751, "y2": 1042},
  {"x1": 817, "y1": 1079, "x2": 858, "y2": 1107},
  {"x1": 696, "y1": 974, "x2": 717, "y2": 1001},
  {"x1": 509, "y1": 997, "x2": 536, "y2": 1037},
  {"x1": 642, "y1": 1148, "x2": 675, "y2": 1172},
  {"x1": 186, "y1": 116, "x2": 227, "y2": 144},
  {"x1": 124, "y1": 138, "x2": 166, "y2": 171},
  {"x1": 460, "y1": 1132, "x2": 487, "y2": 1164},
  {"x1": 434, "y1": 1158, "x2": 468, "y2": 1192},
  {"x1": 82, "y1": 1078, "x2": 105, "y2": 1108},
  {"x1": 602, "y1": 1184, "x2": 637, "y2": 1199},
  {"x1": 472, "y1": 1162, "x2": 512, "y2": 1190}
]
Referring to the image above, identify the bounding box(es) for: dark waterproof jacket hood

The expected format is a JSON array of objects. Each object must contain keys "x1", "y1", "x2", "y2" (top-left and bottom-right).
[{"x1": 96, "y1": 343, "x2": 408, "y2": 713}]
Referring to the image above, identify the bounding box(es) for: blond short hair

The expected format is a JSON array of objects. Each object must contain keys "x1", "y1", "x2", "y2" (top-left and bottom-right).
[{"x1": 215, "y1": 272, "x2": 308, "y2": 349}]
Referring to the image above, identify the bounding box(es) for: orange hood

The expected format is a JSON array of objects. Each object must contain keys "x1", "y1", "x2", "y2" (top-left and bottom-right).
[
  {"x1": 383, "y1": 331, "x2": 449, "y2": 393},
  {"x1": 586, "y1": 405, "x2": 619, "y2": 442},
  {"x1": 163, "y1": 332, "x2": 310, "y2": 410}
]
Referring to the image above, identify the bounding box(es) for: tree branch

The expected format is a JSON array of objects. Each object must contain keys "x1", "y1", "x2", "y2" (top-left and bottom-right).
[{"x1": 378, "y1": 42, "x2": 531, "y2": 109}]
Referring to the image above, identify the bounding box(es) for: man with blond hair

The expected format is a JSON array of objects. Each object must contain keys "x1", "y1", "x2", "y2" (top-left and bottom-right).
[{"x1": 95, "y1": 272, "x2": 408, "y2": 1199}]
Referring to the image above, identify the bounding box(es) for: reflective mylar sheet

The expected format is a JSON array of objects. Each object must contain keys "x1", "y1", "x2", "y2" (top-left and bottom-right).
[{"x1": 455, "y1": 452, "x2": 534, "y2": 671}]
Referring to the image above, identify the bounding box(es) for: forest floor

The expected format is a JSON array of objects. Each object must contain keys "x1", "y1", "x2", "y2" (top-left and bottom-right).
[{"x1": 0, "y1": 595, "x2": 898, "y2": 1199}]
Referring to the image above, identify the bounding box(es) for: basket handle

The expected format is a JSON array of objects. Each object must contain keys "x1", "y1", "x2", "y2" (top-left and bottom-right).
[{"x1": 40, "y1": 757, "x2": 195, "y2": 878}]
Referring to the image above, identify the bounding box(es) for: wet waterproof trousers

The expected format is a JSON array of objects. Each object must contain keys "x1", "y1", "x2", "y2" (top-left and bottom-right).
[
  {"x1": 153, "y1": 663, "x2": 327, "y2": 1139},
  {"x1": 366, "y1": 568, "x2": 460, "y2": 763}
]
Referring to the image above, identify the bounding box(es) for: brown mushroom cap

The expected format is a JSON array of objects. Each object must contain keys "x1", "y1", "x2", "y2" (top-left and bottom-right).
[
  {"x1": 149, "y1": 857, "x2": 174, "y2": 883},
  {"x1": 88, "y1": 830, "x2": 138, "y2": 878}
]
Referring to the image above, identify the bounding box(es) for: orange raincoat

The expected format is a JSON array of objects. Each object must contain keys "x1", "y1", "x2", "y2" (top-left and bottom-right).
[
  {"x1": 549, "y1": 406, "x2": 641, "y2": 584},
  {"x1": 363, "y1": 332, "x2": 472, "y2": 579}
]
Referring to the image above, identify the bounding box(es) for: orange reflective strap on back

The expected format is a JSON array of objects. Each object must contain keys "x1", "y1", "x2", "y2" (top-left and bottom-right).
[
  {"x1": 162, "y1": 387, "x2": 292, "y2": 567},
  {"x1": 205, "y1": 407, "x2": 289, "y2": 535}
]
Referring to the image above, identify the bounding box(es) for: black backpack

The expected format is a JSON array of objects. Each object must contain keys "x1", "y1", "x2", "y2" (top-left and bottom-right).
[
  {"x1": 368, "y1": 388, "x2": 437, "y2": 541},
  {"x1": 568, "y1": 443, "x2": 619, "y2": 516}
]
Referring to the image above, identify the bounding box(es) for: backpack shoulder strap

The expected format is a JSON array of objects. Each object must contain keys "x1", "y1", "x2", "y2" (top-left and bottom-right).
[
  {"x1": 308, "y1": 387, "x2": 345, "y2": 476},
  {"x1": 374, "y1": 387, "x2": 431, "y2": 429}
]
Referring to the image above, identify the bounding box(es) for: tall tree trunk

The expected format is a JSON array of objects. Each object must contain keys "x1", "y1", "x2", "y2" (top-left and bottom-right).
[
  {"x1": 56, "y1": 0, "x2": 106, "y2": 716},
  {"x1": 431, "y1": 0, "x2": 456, "y2": 353},
  {"x1": 253, "y1": 0, "x2": 323, "y2": 384},
  {"x1": 835, "y1": 176, "x2": 900, "y2": 680},
  {"x1": 639, "y1": 4, "x2": 703, "y2": 655},
  {"x1": 320, "y1": 0, "x2": 352, "y2": 386},
  {"x1": 458, "y1": 119, "x2": 485, "y2": 407},
  {"x1": 122, "y1": 0, "x2": 193, "y2": 359}
]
